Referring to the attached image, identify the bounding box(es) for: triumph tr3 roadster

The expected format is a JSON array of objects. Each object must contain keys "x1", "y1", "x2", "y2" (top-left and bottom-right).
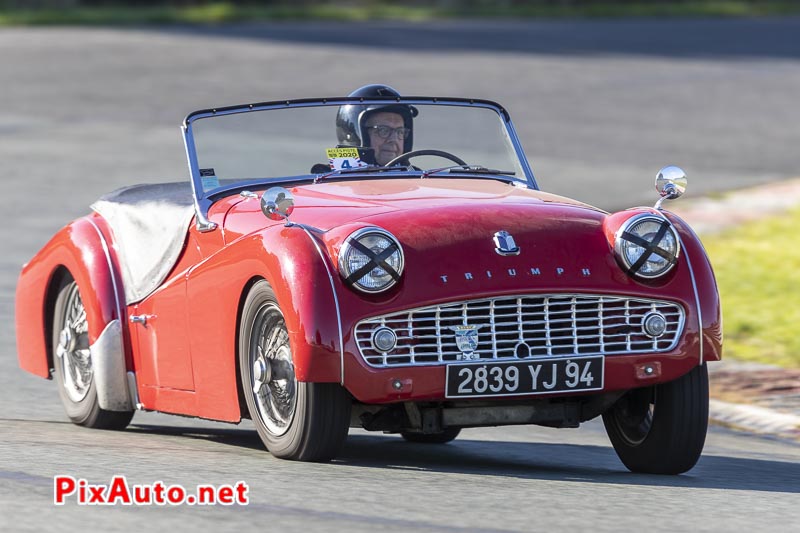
[{"x1": 15, "y1": 85, "x2": 721, "y2": 474}]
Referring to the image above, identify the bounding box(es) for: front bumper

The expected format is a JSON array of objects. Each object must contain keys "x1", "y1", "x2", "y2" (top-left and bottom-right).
[{"x1": 343, "y1": 332, "x2": 702, "y2": 405}]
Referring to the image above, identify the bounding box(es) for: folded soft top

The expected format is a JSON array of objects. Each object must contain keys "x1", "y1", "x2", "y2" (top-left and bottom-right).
[{"x1": 91, "y1": 182, "x2": 195, "y2": 304}]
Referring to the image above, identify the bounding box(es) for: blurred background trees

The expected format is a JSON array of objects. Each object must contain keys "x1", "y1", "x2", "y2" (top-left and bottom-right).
[{"x1": 0, "y1": 1, "x2": 784, "y2": 8}]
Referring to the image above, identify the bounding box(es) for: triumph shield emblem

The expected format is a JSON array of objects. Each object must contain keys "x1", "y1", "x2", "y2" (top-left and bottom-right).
[
  {"x1": 452, "y1": 325, "x2": 482, "y2": 360},
  {"x1": 493, "y1": 230, "x2": 520, "y2": 256}
]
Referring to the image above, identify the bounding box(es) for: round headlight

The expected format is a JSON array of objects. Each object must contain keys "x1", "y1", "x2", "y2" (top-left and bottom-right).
[
  {"x1": 339, "y1": 228, "x2": 404, "y2": 293},
  {"x1": 615, "y1": 214, "x2": 680, "y2": 278}
]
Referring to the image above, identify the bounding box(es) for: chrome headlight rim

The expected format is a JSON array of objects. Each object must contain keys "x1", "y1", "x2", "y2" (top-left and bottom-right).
[
  {"x1": 614, "y1": 213, "x2": 681, "y2": 279},
  {"x1": 338, "y1": 227, "x2": 405, "y2": 293}
]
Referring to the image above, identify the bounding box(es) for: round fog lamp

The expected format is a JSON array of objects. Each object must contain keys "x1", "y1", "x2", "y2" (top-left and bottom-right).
[
  {"x1": 372, "y1": 327, "x2": 398, "y2": 353},
  {"x1": 642, "y1": 312, "x2": 667, "y2": 338}
]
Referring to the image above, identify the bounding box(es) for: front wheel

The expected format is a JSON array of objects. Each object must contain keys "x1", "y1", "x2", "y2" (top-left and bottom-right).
[
  {"x1": 602, "y1": 364, "x2": 709, "y2": 475},
  {"x1": 52, "y1": 276, "x2": 133, "y2": 430},
  {"x1": 239, "y1": 280, "x2": 351, "y2": 461}
]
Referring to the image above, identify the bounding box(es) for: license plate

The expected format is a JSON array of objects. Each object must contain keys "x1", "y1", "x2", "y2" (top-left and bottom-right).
[{"x1": 445, "y1": 356, "x2": 604, "y2": 399}]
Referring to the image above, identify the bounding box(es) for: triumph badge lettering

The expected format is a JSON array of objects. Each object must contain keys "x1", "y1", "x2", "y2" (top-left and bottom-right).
[
  {"x1": 452, "y1": 325, "x2": 482, "y2": 360},
  {"x1": 493, "y1": 231, "x2": 520, "y2": 256}
]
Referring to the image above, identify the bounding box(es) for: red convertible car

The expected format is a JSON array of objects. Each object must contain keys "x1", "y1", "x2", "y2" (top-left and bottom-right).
[{"x1": 16, "y1": 85, "x2": 721, "y2": 474}]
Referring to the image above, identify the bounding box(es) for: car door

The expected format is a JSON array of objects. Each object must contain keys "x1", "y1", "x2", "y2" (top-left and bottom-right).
[{"x1": 129, "y1": 235, "x2": 204, "y2": 392}]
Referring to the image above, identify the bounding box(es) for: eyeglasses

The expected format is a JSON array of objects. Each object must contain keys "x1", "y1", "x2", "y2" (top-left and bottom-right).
[{"x1": 366, "y1": 125, "x2": 411, "y2": 140}]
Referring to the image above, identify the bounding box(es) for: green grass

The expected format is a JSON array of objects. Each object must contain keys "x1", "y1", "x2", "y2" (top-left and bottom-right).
[
  {"x1": 1, "y1": 1, "x2": 800, "y2": 26},
  {"x1": 702, "y1": 207, "x2": 800, "y2": 368}
]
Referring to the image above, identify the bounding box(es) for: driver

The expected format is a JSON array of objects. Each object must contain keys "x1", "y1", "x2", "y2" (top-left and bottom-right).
[{"x1": 336, "y1": 84, "x2": 418, "y2": 166}]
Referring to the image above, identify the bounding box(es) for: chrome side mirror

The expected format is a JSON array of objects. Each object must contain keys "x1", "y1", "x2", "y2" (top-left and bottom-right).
[
  {"x1": 261, "y1": 187, "x2": 295, "y2": 224},
  {"x1": 654, "y1": 166, "x2": 688, "y2": 210}
]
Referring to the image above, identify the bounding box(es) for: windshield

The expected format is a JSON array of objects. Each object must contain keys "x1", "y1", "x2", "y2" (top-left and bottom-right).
[{"x1": 186, "y1": 99, "x2": 532, "y2": 196}]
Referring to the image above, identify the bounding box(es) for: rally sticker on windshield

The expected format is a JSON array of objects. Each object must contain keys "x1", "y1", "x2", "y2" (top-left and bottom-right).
[
  {"x1": 199, "y1": 168, "x2": 220, "y2": 189},
  {"x1": 326, "y1": 147, "x2": 368, "y2": 170}
]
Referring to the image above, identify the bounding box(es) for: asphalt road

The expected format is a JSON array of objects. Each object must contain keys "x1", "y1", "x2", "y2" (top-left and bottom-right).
[
  {"x1": 1, "y1": 18, "x2": 799, "y2": 531},
  {"x1": 2, "y1": 418, "x2": 799, "y2": 532}
]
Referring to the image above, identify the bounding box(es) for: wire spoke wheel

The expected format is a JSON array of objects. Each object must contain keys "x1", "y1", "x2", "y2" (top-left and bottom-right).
[
  {"x1": 56, "y1": 283, "x2": 93, "y2": 403},
  {"x1": 52, "y1": 275, "x2": 133, "y2": 430},
  {"x1": 250, "y1": 303, "x2": 297, "y2": 437},
  {"x1": 239, "y1": 280, "x2": 352, "y2": 461}
]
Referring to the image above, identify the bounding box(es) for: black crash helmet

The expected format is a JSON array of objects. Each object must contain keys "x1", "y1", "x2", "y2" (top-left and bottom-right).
[{"x1": 336, "y1": 84, "x2": 419, "y2": 153}]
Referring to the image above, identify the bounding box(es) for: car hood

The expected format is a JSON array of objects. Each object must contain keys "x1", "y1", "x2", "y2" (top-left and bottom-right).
[
  {"x1": 298, "y1": 177, "x2": 602, "y2": 223},
  {"x1": 317, "y1": 179, "x2": 621, "y2": 302},
  {"x1": 220, "y1": 177, "x2": 605, "y2": 240}
]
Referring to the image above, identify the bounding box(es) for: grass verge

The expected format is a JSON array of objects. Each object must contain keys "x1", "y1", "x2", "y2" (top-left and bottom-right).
[
  {"x1": 701, "y1": 206, "x2": 800, "y2": 368},
  {"x1": 1, "y1": 1, "x2": 800, "y2": 26}
]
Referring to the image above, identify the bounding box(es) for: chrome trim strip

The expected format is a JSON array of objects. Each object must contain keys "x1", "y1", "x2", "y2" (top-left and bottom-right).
[
  {"x1": 300, "y1": 226, "x2": 345, "y2": 384},
  {"x1": 86, "y1": 217, "x2": 134, "y2": 410},
  {"x1": 355, "y1": 293, "x2": 685, "y2": 368},
  {"x1": 126, "y1": 371, "x2": 142, "y2": 410},
  {"x1": 86, "y1": 217, "x2": 123, "y2": 324},
  {"x1": 647, "y1": 208, "x2": 704, "y2": 365},
  {"x1": 683, "y1": 248, "x2": 704, "y2": 365}
]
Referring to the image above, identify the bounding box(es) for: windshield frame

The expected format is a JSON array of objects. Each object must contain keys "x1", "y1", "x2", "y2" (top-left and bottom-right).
[{"x1": 182, "y1": 96, "x2": 538, "y2": 231}]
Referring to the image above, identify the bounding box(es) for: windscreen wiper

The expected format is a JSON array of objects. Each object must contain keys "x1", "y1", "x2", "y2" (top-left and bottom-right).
[
  {"x1": 314, "y1": 165, "x2": 414, "y2": 183},
  {"x1": 421, "y1": 165, "x2": 519, "y2": 180}
]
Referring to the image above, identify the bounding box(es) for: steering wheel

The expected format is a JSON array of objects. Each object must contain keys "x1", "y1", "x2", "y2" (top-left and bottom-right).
[{"x1": 384, "y1": 149, "x2": 467, "y2": 168}]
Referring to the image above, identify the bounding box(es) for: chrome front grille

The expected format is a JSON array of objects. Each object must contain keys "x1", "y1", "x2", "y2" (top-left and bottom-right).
[{"x1": 354, "y1": 294, "x2": 685, "y2": 368}]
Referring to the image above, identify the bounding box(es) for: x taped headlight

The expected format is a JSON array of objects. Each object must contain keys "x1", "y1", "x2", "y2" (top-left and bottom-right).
[
  {"x1": 339, "y1": 227, "x2": 404, "y2": 293},
  {"x1": 614, "y1": 214, "x2": 680, "y2": 279}
]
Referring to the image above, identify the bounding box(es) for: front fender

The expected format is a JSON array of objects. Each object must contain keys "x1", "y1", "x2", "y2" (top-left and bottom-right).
[
  {"x1": 662, "y1": 210, "x2": 723, "y2": 362},
  {"x1": 261, "y1": 224, "x2": 343, "y2": 383},
  {"x1": 603, "y1": 207, "x2": 722, "y2": 363},
  {"x1": 184, "y1": 222, "x2": 342, "y2": 421}
]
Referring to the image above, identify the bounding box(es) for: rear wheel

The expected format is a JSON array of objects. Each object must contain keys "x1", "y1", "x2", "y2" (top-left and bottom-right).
[
  {"x1": 239, "y1": 280, "x2": 351, "y2": 461},
  {"x1": 602, "y1": 364, "x2": 709, "y2": 475},
  {"x1": 401, "y1": 427, "x2": 461, "y2": 444},
  {"x1": 52, "y1": 276, "x2": 133, "y2": 429}
]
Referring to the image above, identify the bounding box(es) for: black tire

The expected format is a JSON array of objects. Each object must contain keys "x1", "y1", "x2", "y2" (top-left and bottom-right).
[
  {"x1": 239, "y1": 280, "x2": 351, "y2": 461},
  {"x1": 52, "y1": 276, "x2": 133, "y2": 430},
  {"x1": 401, "y1": 427, "x2": 461, "y2": 444},
  {"x1": 602, "y1": 363, "x2": 709, "y2": 475}
]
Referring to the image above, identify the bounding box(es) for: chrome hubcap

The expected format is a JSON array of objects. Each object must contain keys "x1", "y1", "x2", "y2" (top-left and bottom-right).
[
  {"x1": 252, "y1": 357, "x2": 272, "y2": 393},
  {"x1": 250, "y1": 303, "x2": 296, "y2": 437},
  {"x1": 57, "y1": 284, "x2": 92, "y2": 402}
]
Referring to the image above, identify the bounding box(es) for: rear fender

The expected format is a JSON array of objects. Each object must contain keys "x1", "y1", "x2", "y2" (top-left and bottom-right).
[{"x1": 15, "y1": 215, "x2": 134, "y2": 409}]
